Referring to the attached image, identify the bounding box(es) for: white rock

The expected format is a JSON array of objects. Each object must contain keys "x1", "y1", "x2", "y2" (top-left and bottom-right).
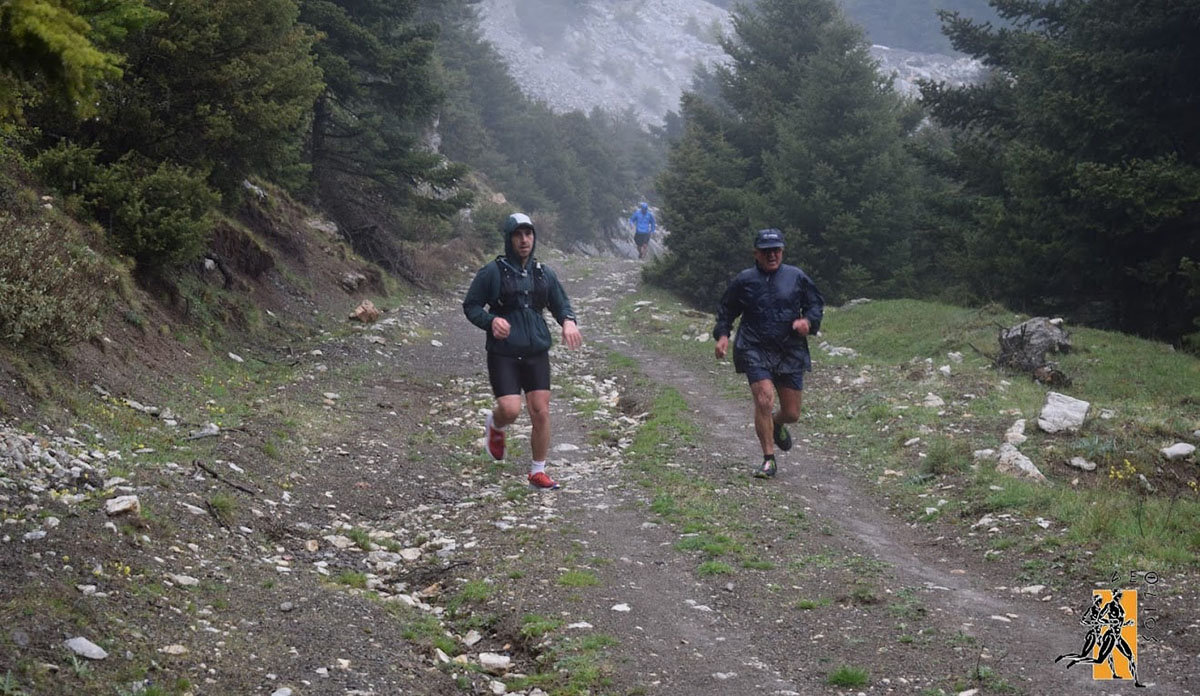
[
  {"x1": 400, "y1": 548, "x2": 422, "y2": 561},
  {"x1": 552, "y1": 443, "x2": 580, "y2": 452},
  {"x1": 972, "y1": 448, "x2": 997, "y2": 461},
  {"x1": 996, "y1": 444, "x2": 1046, "y2": 482},
  {"x1": 1068, "y1": 457, "x2": 1096, "y2": 472},
  {"x1": 463, "y1": 630, "x2": 483, "y2": 647},
  {"x1": 490, "y1": 680, "x2": 507, "y2": 695},
  {"x1": 1037, "y1": 392, "x2": 1089, "y2": 433},
  {"x1": 228, "y1": 352, "x2": 244, "y2": 363},
  {"x1": 922, "y1": 393, "x2": 945, "y2": 408},
  {"x1": 1161, "y1": 443, "x2": 1195, "y2": 460},
  {"x1": 65, "y1": 636, "x2": 108, "y2": 659},
  {"x1": 611, "y1": 603, "x2": 631, "y2": 612},
  {"x1": 168, "y1": 574, "x2": 200, "y2": 586},
  {"x1": 270, "y1": 689, "x2": 293, "y2": 696},
  {"x1": 957, "y1": 689, "x2": 980, "y2": 696},
  {"x1": 431, "y1": 339, "x2": 443, "y2": 347},
  {"x1": 158, "y1": 644, "x2": 189, "y2": 655},
  {"x1": 947, "y1": 352, "x2": 964, "y2": 363},
  {"x1": 104, "y1": 495, "x2": 141, "y2": 516},
  {"x1": 478, "y1": 652, "x2": 511, "y2": 674},
  {"x1": 938, "y1": 365, "x2": 951, "y2": 376},
  {"x1": 1004, "y1": 419, "x2": 1027, "y2": 445}
]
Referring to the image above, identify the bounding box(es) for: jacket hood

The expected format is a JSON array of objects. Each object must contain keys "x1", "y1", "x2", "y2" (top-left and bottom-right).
[{"x1": 502, "y1": 213, "x2": 536, "y2": 266}]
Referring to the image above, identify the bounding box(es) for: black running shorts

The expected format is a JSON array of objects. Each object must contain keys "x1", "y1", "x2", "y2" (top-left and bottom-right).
[
  {"x1": 634, "y1": 232, "x2": 651, "y2": 247},
  {"x1": 487, "y1": 351, "x2": 551, "y2": 397}
]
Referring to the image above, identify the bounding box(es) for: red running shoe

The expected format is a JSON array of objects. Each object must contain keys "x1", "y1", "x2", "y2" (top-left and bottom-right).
[
  {"x1": 485, "y1": 416, "x2": 506, "y2": 461},
  {"x1": 527, "y1": 471, "x2": 560, "y2": 490}
]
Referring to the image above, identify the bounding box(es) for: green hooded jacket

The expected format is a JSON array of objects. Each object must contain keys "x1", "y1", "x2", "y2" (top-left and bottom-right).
[{"x1": 462, "y1": 214, "x2": 577, "y2": 357}]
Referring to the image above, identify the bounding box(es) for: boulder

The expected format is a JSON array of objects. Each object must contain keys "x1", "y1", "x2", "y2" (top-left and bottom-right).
[
  {"x1": 1037, "y1": 392, "x2": 1090, "y2": 433},
  {"x1": 350, "y1": 299, "x2": 381, "y2": 323}
]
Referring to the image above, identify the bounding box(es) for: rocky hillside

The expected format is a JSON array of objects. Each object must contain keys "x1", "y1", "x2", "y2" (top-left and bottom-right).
[{"x1": 476, "y1": 0, "x2": 982, "y2": 124}]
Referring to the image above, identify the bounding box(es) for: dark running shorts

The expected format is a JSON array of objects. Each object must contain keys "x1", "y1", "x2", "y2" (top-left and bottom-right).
[
  {"x1": 634, "y1": 232, "x2": 651, "y2": 247},
  {"x1": 487, "y1": 351, "x2": 551, "y2": 397},
  {"x1": 744, "y1": 367, "x2": 804, "y2": 391}
]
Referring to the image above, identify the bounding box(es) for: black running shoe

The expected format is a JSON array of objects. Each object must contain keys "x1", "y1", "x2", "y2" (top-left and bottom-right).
[
  {"x1": 754, "y1": 457, "x2": 777, "y2": 479},
  {"x1": 773, "y1": 422, "x2": 792, "y2": 452}
]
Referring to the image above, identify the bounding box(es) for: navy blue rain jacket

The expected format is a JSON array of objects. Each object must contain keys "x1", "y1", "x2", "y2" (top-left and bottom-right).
[{"x1": 713, "y1": 263, "x2": 825, "y2": 375}]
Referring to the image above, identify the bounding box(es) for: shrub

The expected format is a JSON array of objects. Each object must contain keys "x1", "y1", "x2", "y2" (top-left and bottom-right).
[
  {"x1": 33, "y1": 143, "x2": 219, "y2": 272},
  {"x1": 0, "y1": 213, "x2": 113, "y2": 346}
]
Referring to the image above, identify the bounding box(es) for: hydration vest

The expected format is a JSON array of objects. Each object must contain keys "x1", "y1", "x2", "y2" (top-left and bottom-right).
[{"x1": 493, "y1": 257, "x2": 549, "y2": 314}]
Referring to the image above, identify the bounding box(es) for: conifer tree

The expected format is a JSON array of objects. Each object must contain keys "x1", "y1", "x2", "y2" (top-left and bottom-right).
[{"x1": 923, "y1": 0, "x2": 1200, "y2": 341}]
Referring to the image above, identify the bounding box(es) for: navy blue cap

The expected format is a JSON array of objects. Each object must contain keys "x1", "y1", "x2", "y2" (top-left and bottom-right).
[{"x1": 754, "y1": 228, "x2": 784, "y2": 249}]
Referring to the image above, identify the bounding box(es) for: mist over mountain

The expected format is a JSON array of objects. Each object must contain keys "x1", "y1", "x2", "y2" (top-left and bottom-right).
[{"x1": 475, "y1": 0, "x2": 982, "y2": 125}]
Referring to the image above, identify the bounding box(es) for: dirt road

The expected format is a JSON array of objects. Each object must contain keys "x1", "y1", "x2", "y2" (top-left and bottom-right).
[{"x1": 3, "y1": 252, "x2": 1192, "y2": 695}]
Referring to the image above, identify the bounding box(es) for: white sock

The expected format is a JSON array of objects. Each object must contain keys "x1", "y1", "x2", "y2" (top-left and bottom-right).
[
  {"x1": 487, "y1": 412, "x2": 506, "y2": 431},
  {"x1": 530, "y1": 460, "x2": 546, "y2": 475}
]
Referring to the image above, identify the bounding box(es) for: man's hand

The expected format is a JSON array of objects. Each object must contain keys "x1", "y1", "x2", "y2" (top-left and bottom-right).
[
  {"x1": 491, "y1": 317, "x2": 511, "y2": 340},
  {"x1": 562, "y1": 320, "x2": 583, "y2": 349},
  {"x1": 793, "y1": 318, "x2": 811, "y2": 336},
  {"x1": 715, "y1": 335, "x2": 729, "y2": 359}
]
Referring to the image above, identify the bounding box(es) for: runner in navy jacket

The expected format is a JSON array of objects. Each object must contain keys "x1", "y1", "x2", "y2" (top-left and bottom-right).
[{"x1": 713, "y1": 228, "x2": 824, "y2": 478}]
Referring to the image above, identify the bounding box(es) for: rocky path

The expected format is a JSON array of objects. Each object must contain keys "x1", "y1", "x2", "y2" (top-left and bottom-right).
[
  {"x1": 3, "y1": 252, "x2": 1194, "y2": 695},
  {"x1": 395, "y1": 252, "x2": 1178, "y2": 694}
]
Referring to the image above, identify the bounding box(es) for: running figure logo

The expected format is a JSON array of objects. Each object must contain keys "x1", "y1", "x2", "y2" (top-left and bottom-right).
[{"x1": 1055, "y1": 588, "x2": 1145, "y2": 687}]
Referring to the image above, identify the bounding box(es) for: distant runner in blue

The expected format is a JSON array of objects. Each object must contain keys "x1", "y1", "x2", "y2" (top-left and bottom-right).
[
  {"x1": 713, "y1": 228, "x2": 824, "y2": 479},
  {"x1": 628, "y1": 201, "x2": 656, "y2": 259}
]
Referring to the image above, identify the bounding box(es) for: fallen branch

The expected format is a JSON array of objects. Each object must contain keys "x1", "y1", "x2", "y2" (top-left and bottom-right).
[{"x1": 193, "y1": 459, "x2": 259, "y2": 496}]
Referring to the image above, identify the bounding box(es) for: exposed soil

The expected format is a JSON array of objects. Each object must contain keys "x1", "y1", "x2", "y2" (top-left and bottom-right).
[{"x1": 2, "y1": 241, "x2": 1197, "y2": 696}]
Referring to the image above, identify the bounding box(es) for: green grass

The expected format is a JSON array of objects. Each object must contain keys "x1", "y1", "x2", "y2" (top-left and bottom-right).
[
  {"x1": 345, "y1": 527, "x2": 373, "y2": 551},
  {"x1": 616, "y1": 288, "x2": 1200, "y2": 573},
  {"x1": 332, "y1": 571, "x2": 367, "y2": 589},
  {"x1": 796, "y1": 597, "x2": 831, "y2": 610},
  {"x1": 519, "y1": 613, "x2": 563, "y2": 640},
  {"x1": 557, "y1": 570, "x2": 601, "y2": 588},
  {"x1": 696, "y1": 560, "x2": 734, "y2": 576},
  {"x1": 827, "y1": 664, "x2": 870, "y2": 687}
]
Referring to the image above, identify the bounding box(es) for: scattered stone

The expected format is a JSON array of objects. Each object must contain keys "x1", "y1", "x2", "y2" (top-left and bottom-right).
[
  {"x1": 1004, "y1": 419, "x2": 1027, "y2": 446},
  {"x1": 1068, "y1": 457, "x2": 1096, "y2": 472},
  {"x1": 167, "y1": 574, "x2": 199, "y2": 587},
  {"x1": 341, "y1": 272, "x2": 368, "y2": 292},
  {"x1": 65, "y1": 636, "x2": 108, "y2": 660},
  {"x1": 350, "y1": 299, "x2": 381, "y2": 323},
  {"x1": 228, "y1": 352, "x2": 245, "y2": 363},
  {"x1": 104, "y1": 495, "x2": 141, "y2": 516},
  {"x1": 187, "y1": 423, "x2": 220, "y2": 440},
  {"x1": 1037, "y1": 392, "x2": 1089, "y2": 434},
  {"x1": 158, "y1": 644, "x2": 189, "y2": 655},
  {"x1": 270, "y1": 688, "x2": 293, "y2": 696},
  {"x1": 280, "y1": 602, "x2": 295, "y2": 613},
  {"x1": 463, "y1": 630, "x2": 482, "y2": 647},
  {"x1": 1160, "y1": 443, "x2": 1195, "y2": 460},
  {"x1": 996, "y1": 444, "x2": 1046, "y2": 482},
  {"x1": 922, "y1": 393, "x2": 945, "y2": 408},
  {"x1": 478, "y1": 652, "x2": 511, "y2": 674},
  {"x1": 972, "y1": 449, "x2": 997, "y2": 461},
  {"x1": 611, "y1": 603, "x2": 631, "y2": 612}
]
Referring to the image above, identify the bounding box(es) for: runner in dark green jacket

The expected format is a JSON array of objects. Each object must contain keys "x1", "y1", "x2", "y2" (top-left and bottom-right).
[{"x1": 463, "y1": 213, "x2": 582, "y2": 489}]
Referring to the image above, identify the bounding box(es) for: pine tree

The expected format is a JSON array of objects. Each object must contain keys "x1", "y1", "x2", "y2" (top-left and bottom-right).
[{"x1": 923, "y1": 0, "x2": 1200, "y2": 341}]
